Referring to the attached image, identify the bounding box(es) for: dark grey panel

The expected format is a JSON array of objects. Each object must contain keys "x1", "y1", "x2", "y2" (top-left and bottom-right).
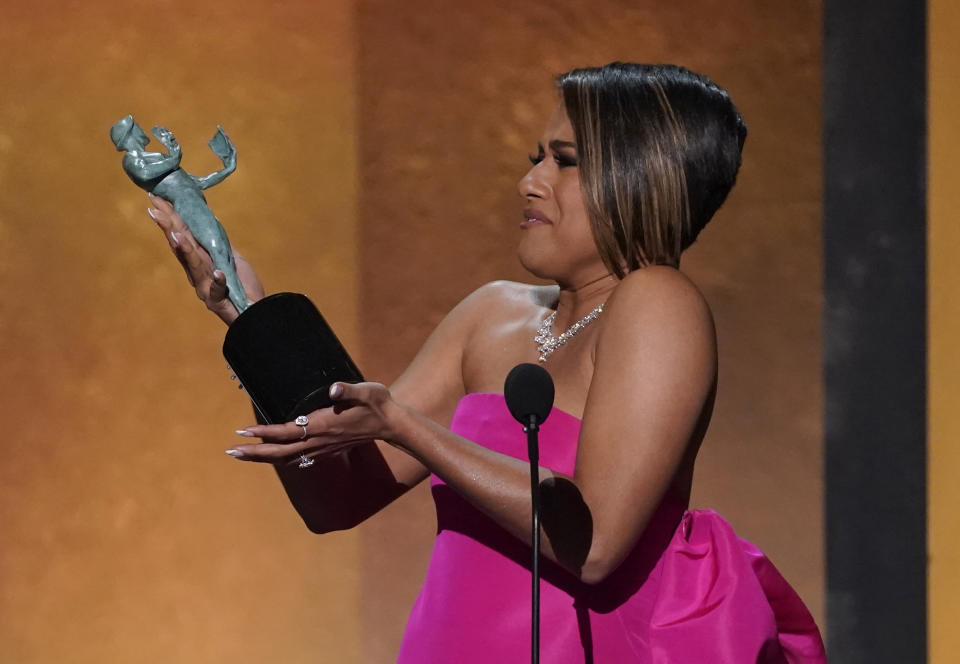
[{"x1": 824, "y1": 1, "x2": 927, "y2": 661}]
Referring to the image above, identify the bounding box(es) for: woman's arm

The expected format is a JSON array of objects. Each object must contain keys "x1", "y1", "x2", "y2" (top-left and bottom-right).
[
  {"x1": 268, "y1": 285, "x2": 493, "y2": 533},
  {"x1": 393, "y1": 267, "x2": 716, "y2": 582},
  {"x1": 235, "y1": 267, "x2": 717, "y2": 582},
  {"x1": 147, "y1": 194, "x2": 486, "y2": 532}
]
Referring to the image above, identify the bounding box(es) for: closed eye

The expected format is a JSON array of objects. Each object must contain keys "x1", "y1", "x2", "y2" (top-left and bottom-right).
[
  {"x1": 554, "y1": 153, "x2": 578, "y2": 168},
  {"x1": 528, "y1": 142, "x2": 577, "y2": 169}
]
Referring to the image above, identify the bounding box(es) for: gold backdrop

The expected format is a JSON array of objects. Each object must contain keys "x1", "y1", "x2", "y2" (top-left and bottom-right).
[
  {"x1": 0, "y1": 1, "x2": 823, "y2": 661},
  {"x1": 929, "y1": 0, "x2": 960, "y2": 659},
  {"x1": 0, "y1": 1, "x2": 362, "y2": 661}
]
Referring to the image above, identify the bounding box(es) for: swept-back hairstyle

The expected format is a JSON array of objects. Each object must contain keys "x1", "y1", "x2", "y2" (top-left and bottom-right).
[{"x1": 557, "y1": 63, "x2": 747, "y2": 274}]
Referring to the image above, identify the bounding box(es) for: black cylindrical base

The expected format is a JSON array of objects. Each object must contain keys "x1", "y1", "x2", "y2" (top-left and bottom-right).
[{"x1": 222, "y1": 292, "x2": 363, "y2": 424}]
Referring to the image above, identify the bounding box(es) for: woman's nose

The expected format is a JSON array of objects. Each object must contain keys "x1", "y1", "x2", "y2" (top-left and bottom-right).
[{"x1": 517, "y1": 165, "x2": 549, "y2": 200}]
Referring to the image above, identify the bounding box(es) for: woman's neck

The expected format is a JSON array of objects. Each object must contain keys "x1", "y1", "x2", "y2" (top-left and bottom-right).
[{"x1": 552, "y1": 272, "x2": 619, "y2": 330}]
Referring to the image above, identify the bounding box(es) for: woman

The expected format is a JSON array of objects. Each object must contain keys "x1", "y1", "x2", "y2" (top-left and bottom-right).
[{"x1": 148, "y1": 63, "x2": 826, "y2": 662}]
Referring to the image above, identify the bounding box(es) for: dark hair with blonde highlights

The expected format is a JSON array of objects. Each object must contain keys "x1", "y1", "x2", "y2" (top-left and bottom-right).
[{"x1": 557, "y1": 63, "x2": 747, "y2": 275}]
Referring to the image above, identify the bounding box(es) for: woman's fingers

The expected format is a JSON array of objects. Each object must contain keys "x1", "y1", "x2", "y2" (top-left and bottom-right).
[
  {"x1": 147, "y1": 194, "x2": 183, "y2": 233},
  {"x1": 235, "y1": 420, "x2": 312, "y2": 443},
  {"x1": 149, "y1": 192, "x2": 177, "y2": 217},
  {"x1": 226, "y1": 383, "x2": 392, "y2": 464},
  {"x1": 149, "y1": 196, "x2": 208, "y2": 265},
  {"x1": 226, "y1": 440, "x2": 310, "y2": 463},
  {"x1": 149, "y1": 203, "x2": 200, "y2": 284},
  {"x1": 176, "y1": 238, "x2": 216, "y2": 292},
  {"x1": 225, "y1": 441, "x2": 355, "y2": 464},
  {"x1": 148, "y1": 206, "x2": 180, "y2": 251},
  {"x1": 231, "y1": 384, "x2": 359, "y2": 444},
  {"x1": 228, "y1": 415, "x2": 329, "y2": 463},
  {"x1": 210, "y1": 270, "x2": 228, "y2": 301},
  {"x1": 171, "y1": 245, "x2": 198, "y2": 287},
  {"x1": 146, "y1": 194, "x2": 240, "y2": 324},
  {"x1": 149, "y1": 200, "x2": 198, "y2": 262},
  {"x1": 328, "y1": 380, "x2": 382, "y2": 405},
  {"x1": 147, "y1": 196, "x2": 223, "y2": 295}
]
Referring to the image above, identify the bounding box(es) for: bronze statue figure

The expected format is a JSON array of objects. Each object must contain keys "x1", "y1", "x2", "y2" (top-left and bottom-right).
[{"x1": 110, "y1": 115, "x2": 249, "y2": 313}]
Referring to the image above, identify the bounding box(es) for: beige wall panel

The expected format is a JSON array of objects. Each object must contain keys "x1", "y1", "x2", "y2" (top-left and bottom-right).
[
  {"x1": 0, "y1": 1, "x2": 361, "y2": 662},
  {"x1": 355, "y1": 1, "x2": 823, "y2": 659},
  {"x1": 929, "y1": 0, "x2": 960, "y2": 660}
]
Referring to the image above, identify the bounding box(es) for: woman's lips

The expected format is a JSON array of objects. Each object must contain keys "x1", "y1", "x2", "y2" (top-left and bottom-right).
[{"x1": 521, "y1": 208, "x2": 553, "y2": 228}]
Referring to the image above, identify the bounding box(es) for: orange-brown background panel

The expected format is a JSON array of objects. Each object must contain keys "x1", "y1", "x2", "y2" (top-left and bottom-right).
[
  {"x1": 356, "y1": 1, "x2": 822, "y2": 660},
  {"x1": 929, "y1": 0, "x2": 960, "y2": 660},
  {"x1": 0, "y1": 1, "x2": 362, "y2": 662},
  {"x1": 0, "y1": 0, "x2": 823, "y2": 662}
]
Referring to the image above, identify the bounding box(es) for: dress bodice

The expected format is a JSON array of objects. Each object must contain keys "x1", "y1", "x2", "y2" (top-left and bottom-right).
[{"x1": 397, "y1": 393, "x2": 826, "y2": 663}]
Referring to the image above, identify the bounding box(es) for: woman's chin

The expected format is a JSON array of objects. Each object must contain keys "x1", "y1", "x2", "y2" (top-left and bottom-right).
[
  {"x1": 517, "y1": 243, "x2": 550, "y2": 279},
  {"x1": 517, "y1": 247, "x2": 558, "y2": 282}
]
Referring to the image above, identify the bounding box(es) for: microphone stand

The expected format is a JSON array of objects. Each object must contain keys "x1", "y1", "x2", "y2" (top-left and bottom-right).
[
  {"x1": 503, "y1": 361, "x2": 553, "y2": 664},
  {"x1": 525, "y1": 414, "x2": 541, "y2": 664}
]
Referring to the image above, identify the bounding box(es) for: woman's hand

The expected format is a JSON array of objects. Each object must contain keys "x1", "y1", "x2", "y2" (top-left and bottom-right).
[
  {"x1": 227, "y1": 382, "x2": 401, "y2": 465},
  {"x1": 147, "y1": 193, "x2": 265, "y2": 325}
]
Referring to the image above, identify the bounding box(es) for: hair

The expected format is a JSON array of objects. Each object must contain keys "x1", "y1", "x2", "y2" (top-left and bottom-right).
[{"x1": 556, "y1": 63, "x2": 747, "y2": 275}]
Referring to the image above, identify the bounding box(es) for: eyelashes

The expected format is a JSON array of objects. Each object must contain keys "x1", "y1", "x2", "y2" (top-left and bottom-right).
[{"x1": 527, "y1": 152, "x2": 578, "y2": 168}]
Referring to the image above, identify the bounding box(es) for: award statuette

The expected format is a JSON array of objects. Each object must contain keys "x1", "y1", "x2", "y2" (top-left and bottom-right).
[{"x1": 111, "y1": 116, "x2": 363, "y2": 426}]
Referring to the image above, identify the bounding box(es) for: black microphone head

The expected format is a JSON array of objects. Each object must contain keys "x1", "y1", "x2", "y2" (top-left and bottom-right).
[{"x1": 503, "y1": 363, "x2": 555, "y2": 425}]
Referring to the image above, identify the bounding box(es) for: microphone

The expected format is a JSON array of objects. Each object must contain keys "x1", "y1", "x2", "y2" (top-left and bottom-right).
[
  {"x1": 503, "y1": 362, "x2": 555, "y2": 664},
  {"x1": 504, "y1": 363, "x2": 555, "y2": 430}
]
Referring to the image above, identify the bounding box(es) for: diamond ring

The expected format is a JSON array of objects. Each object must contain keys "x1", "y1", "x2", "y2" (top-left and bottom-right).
[
  {"x1": 298, "y1": 454, "x2": 314, "y2": 469},
  {"x1": 293, "y1": 415, "x2": 312, "y2": 468},
  {"x1": 294, "y1": 415, "x2": 309, "y2": 440}
]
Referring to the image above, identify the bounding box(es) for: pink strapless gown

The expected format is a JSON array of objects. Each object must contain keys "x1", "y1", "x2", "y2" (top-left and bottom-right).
[{"x1": 397, "y1": 393, "x2": 826, "y2": 663}]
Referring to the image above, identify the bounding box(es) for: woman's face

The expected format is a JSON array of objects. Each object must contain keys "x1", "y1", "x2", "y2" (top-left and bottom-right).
[{"x1": 516, "y1": 103, "x2": 607, "y2": 288}]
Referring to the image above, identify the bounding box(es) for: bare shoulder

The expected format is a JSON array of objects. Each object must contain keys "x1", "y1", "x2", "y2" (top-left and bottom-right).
[
  {"x1": 610, "y1": 265, "x2": 708, "y2": 308},
  {"x1": 455, "y1": 280, "x2": 557, "y2": 322},
  {"x1": 600, "y1": 266, "x2": 715, "y2": 355},
  {"x1": 417, "y1": 280, "x2": 551, "y2": 355},
  {"x1": 607, "y1": 266, "x2": 711, "y2": 320},
  {"x1": 455, "y1": 281, "x2": 558, "y2": 392}
]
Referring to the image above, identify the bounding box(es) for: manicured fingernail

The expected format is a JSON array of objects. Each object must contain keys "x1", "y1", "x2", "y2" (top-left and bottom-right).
[
  {"x1": 225, "y1": 449, "x2": 244, "y2": 458},
  {"x1": 147, "y1": 208, "x2": 158, "y2": 220},
  {"x1": 170, "y1": 232, "x2": 180, "y2": 246},
  {"x1": 235, "y1": 429, "x2": 254, "y2": 437},
  {"x1": 330, "y1": 383, "x2": 342, "y2": 398},
  {"x1": 213, "y1": 270, "x2": 224, "y2": 280}
]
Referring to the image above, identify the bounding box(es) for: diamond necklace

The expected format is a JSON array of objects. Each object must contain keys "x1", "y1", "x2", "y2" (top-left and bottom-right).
[{"x1": 535, "y1": 302, "x2": 605, "y2": 362}]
